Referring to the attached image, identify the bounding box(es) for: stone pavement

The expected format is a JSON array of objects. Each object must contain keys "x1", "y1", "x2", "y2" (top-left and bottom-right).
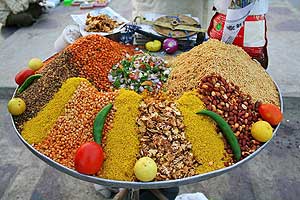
[{"x1": 0, "y1": 0, "x2": 299, "y2": 200}]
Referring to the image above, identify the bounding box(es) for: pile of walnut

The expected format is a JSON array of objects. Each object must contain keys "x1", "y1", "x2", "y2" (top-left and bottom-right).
[
  {"x1": 85, "y1": 13, "x2": 122, "y2": 32},
  {"x1": 136, "y1": 95, "x2": 199, "y2": 180}
]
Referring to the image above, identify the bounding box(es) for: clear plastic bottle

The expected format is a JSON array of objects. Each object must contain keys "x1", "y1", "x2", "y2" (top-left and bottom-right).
[{"x1": 46, "y1": 0, "x2": 61, "y2": 8}]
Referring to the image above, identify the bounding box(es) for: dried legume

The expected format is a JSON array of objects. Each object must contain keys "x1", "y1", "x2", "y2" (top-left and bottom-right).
[
  {"x1": 14, "y1": 52, "x2": 79, "y2": 130},
  {"x1": 22, "y1": 77, "x2": 86, "y2": 144},
  {"x1": 198, "y1": 74, "x2": 262, "y2": 161},
  {"x1": 67, "y1": 35, "x2": 135, "y2": 91},
  {"x1": 35, "y1": 81, "x2": 117, "y2": 169}
]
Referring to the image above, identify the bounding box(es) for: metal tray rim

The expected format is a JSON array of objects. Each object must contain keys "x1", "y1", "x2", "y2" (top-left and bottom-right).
[{"x1": 10, "y1": 78, "x2": 283, "y2": 189}]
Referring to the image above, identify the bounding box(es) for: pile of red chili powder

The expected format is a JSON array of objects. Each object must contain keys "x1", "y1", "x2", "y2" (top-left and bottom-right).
[{"x1": 66, "y1": 34, "x2": 136, "y2": 91}]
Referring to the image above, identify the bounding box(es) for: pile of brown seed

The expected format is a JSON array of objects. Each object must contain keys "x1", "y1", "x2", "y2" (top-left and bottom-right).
[
  {"x1": 165, "y1": 39, "x2": 280, "y2": 106},
  {"x1": 137, "y1": 94, "x2": 199, "y2": 180},
  {"x1": 198, "y1": 74, "x2": 262, "y2": 161},
  {"x1": 14, "y1": 52, "x2": 79, "y2": 130}
]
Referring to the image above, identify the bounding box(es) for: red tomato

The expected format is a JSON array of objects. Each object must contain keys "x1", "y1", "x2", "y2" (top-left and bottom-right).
[
  {"x1": 258, "y1": 104, "x2": 283, "y2": 126},
  {"x1": 74, "y1": 142, "x2": 104, "y2": 175},
  {"x1": 15, "y1": 68, "x2": 35, "y2": 85}
]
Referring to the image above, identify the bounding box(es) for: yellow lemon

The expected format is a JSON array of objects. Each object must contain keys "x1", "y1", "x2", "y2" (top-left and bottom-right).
[
  {"x1": 251, "y1": 121, "x2": 273, "y2": 142},
  {"x1": 8, "y1": 98, "x2": 26, "y2": 115},
  {"x1": 134, "y1": 157, "x2": 157, "y2": 182},
  {"x1": 28, "y1": 58, "x2": 43, "y2": 71},
  {"x1": 145, "y1": 40, "x2": 162, "y2": 52}
]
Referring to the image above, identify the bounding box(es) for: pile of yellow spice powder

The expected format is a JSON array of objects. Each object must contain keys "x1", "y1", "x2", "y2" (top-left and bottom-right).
[
  {"x1": 22, "y1": 77, "x2": 86, "y2": 144},
  {"x1": 99, "y1": 89, "x2": 142, "y2": 181},
  {"x1": 176, "y1": 91, "x2": 229, "y2": 174}
]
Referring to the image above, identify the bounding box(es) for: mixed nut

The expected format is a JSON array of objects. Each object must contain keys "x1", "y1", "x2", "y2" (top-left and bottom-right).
[{"x1": 136, "y1": 94, "x2": 199, "y2": 180}]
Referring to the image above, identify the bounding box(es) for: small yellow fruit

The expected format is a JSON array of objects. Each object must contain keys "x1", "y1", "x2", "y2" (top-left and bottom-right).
[
  {"x1": 7, "y1": 98, "x2": 26, "y2": 115},
  {"x1": 251, "y1": 121, "x2": 273, "y2": 142},
  {"x1": 28, "y1": 58, "x2": 43, "y2": 71},
  {"x1": 145, "y1": 40, "x2": 162, "y2": 52},
  {"x1": 134, "y1": 157, "x2": 157, "y2": 182}
]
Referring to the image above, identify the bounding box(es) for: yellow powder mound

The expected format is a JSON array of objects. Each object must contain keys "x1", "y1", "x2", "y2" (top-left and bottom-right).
[
  {"x1": 22, "y1": 78, "x2": 88, "y2": 144},
  {"x1": 166, "y1": 39, "x2": 280, "y2": 106},
  {"x1": 100, "y1": 89, "x2": 142, "y2": 181},
  {"x1": 176, "y1": 91, "x2": 227, "y2": 174}
]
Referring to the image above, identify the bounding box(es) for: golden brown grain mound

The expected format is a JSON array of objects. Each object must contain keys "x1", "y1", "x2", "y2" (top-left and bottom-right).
[{"x1": 165, "y1": 39, "x2": 280, "y2": 106}]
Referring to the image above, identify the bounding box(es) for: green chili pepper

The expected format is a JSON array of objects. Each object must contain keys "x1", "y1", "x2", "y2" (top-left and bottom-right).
[
  {"x1": 93, "y1": 103, "x2": 113, "y2": 144},
  {"x1": 196, "y1": 110, "x2": 241, "y2": 161},
  {"x1": 18, "y1": 74, "x2": 42, "y2": 93}
]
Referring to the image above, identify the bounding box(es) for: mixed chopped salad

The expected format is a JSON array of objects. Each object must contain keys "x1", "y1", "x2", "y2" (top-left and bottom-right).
[{"x1": 108, "y1": 53, "x2": 170, "y2": 93}]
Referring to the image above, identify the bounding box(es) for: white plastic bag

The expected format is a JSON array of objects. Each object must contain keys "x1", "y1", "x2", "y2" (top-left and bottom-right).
[{"x1": 175, "y1": 192, "x2": 209, "y2": 200}]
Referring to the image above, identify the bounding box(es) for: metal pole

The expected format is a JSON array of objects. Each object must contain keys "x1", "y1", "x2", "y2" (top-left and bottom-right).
[
  {"x1": 129, "y1": 189, "x2": 140, "y2": 200},
  {"x1": 112, "y1": 188, "x2": 129, "y2": 200},
  {"x1": 150, "y1": 189, "x2": 169, "y2": 200}
]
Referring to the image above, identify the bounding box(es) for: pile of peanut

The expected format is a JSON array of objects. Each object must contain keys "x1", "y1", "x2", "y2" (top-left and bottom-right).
[{"x1": 198, "y1": 74, "x2": 262, "y2": 161}]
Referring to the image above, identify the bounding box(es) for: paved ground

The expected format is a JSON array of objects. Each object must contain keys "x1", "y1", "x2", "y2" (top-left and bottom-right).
[{"x1": 0, "y1": 0, "x2": 299, "y2": 199}]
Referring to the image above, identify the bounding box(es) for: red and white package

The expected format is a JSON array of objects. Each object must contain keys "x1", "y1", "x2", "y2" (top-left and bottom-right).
[{"x1": 208, "y1": 0, "x2": 269, "y2": 69}]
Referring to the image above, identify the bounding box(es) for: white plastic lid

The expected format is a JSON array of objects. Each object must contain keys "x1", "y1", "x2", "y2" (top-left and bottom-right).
[
  {"x1": 214, "y1": 0, "x2": 268, "y2": 15},
  {"x1": 63, "y1": 25, "x2": 81, "y2": 44}
]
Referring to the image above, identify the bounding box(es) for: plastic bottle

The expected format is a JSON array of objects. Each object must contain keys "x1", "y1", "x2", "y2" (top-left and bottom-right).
[
  {"x1": 64, "y1": 0, "x2": 73, "y2": 6},
  {"x1": 46, "y1": 0, "x2": 61, "y2": 8}
]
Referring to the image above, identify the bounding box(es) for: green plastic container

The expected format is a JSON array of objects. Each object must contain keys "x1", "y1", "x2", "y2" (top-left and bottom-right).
[{"x1": 64, "y1": 0, "x2": 73, "y2": 6}]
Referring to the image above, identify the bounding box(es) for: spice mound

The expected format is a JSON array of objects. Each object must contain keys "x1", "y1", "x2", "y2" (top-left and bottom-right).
[
  {"x1": 13, "y1": 52, "x2": 79, "y2": 130},
  {"x1": 34, "y1": 80, "x2": 117, "y2": 169},
  {"x1": 109, "y1": 53, "x2": 170, "y2": 93},
  {"x1": 85, "y1": 13, "x2": 122, "y2": 32},
  {"x1": 176, "y1": 91, "x2": 229, "y2": 173},
  {"x1": 66, "y1": 34, "x2": 135, "y2": 91},
  {"x1": 99, "y1": 89, "x2": 142, "y2": 181},
  {"x1": 166, "y1": 39, "x2": 279, "y2": 106},
  {"x1": 22, "y1": 77, "x2": 87, "y2": 145}
]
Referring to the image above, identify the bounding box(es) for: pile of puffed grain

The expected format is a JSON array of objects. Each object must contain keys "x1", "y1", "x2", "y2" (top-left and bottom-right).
[{"x1": 165, "y1": 39, "x2": 280, "y2": 106}]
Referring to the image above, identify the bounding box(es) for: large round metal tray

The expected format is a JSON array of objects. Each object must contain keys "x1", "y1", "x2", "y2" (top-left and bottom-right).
[{"x1": 10, "y1": 77, "x2": 283, "y2": 189}]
